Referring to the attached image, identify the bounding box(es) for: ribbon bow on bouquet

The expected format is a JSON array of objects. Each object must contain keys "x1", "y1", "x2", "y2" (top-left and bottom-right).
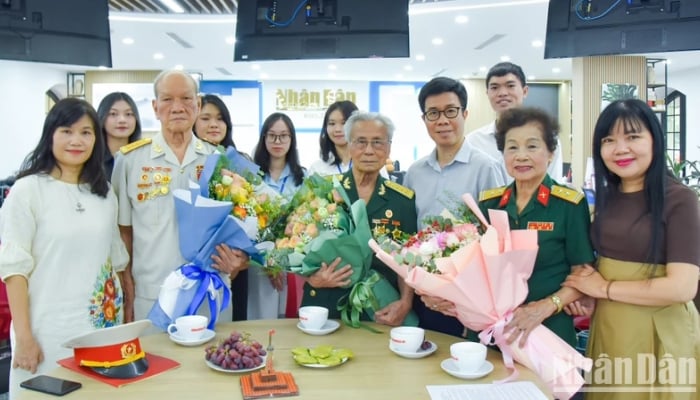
[
  {"x1": 148, "y1": 182, "x2": 263, "y2": 331},
  {"x1": 369, "y1": 194, "x2": 592, "y2": 400}
]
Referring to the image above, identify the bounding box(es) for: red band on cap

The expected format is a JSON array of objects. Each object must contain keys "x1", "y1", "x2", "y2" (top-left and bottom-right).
[{"x1": 75, "y1": 339, "x2": 145, "y2": 368}]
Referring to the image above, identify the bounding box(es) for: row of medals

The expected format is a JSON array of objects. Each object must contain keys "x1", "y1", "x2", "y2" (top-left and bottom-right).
[{"x1": 136, "y1": 166, "x2": 172, "y2": 202}]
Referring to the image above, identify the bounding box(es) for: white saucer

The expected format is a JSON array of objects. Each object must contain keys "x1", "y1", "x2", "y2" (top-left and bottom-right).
[
  {"x1": 440, "y1": 359, "x2": 494, "y2": 379},
  {"x1": 169, "y1": 329, "x2": 216, "y2": 346},
  {"x1": 297, "y1": 320, "x2": 340, "y2": 335},
  {"x1": 390, "y1": 340, "x2": 438, "y2": 359}
]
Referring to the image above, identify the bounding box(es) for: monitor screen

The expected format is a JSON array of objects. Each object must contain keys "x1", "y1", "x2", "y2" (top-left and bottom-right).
[
  {"x1": 0, "y1": 0, "x2": 112, "y2": 67},
  {"x1": 234, "y1": 0, "x2": 410, "y2": 62},
  {"x1": 544, "y1": 0, "x2": 700, "y2": 59}
]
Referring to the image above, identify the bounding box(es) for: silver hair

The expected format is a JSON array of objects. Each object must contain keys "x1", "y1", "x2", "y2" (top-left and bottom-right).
[
  {"x1": 343, "y1": 111, "x2": 395, "y2": 142},
  {"x1": 153, "y1": 70, "x2": 199, "y2": 98}
]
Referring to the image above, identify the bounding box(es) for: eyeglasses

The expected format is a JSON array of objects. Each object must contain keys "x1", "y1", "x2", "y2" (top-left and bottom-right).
[
  {"x1": 265, "y1": 133, "x2": 291, "y2": 144},
  {"x1": 350, "y1": 138, "x2": 391, "y2": 151},
  {"x1": 423, "y1": 107, "x2": 462, "y2": 121}
]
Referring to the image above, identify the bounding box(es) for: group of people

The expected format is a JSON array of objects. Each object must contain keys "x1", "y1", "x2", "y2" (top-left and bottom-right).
[{"x1": 0, "y1": 62, "x2": 698, "y2": 399}]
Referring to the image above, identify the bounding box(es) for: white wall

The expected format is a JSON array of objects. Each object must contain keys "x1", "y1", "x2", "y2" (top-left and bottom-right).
[
  {"x1": 670, "y1": 66, "x2": 700, "y2": 162},
  {"x1": 0, "y1": 60, "x2": 66, "y2": 178}
]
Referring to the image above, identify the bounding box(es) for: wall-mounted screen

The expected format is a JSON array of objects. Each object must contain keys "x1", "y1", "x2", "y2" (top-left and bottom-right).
[
  {"x1": 545, "y1": 0, "x2": 700, "y2": 59},
  {"x1": 234, "y1": 0, "x2": 410, "y2": 62},
  {"x1": 0, "y1": 0, "x2": 112, "y2": 67}
]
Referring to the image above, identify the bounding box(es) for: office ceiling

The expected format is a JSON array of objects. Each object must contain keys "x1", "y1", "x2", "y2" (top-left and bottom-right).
[{"x1": 103, "y1": 0, "x2": 699, "y2": 82}]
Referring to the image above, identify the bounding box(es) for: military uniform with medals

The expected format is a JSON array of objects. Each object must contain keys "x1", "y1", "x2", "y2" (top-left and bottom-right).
[
  {"x1": 111, "y1": 133, "x2": 223, "y2": 322},
  {"x1": 478, "y1": 174, "x2": 595, "y2": 346},
  {"x1": 301, "y1": 171, "x2": 418, "y2": 321}
]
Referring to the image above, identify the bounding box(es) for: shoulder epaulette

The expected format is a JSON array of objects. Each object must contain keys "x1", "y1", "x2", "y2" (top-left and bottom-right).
[
  {"x1": 479, "y1": 186, "x2": 506, "y2": 202},
  {"x1": 551, "y1": 185, "x2": 584, "y2": 204},
  {"x1": 119, "y1": 138, "x2": 152, "y2": 155},
  {"x1": 384, "y1": 180, "x2": 414, "y2": 199}
]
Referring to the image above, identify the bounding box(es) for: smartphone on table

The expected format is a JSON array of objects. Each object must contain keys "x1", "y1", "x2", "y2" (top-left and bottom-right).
[{"x1": 20, "y1": 375, "x2": 82, "y2": 396}]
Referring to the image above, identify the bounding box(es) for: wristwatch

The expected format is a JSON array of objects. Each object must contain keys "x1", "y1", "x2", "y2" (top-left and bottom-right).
[{"x1": 550, "y1": 295, "x2": 563, "y2": 314}]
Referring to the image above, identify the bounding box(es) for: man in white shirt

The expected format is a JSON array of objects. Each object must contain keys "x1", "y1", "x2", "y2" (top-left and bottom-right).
[{"x1": 467, "y1": 62, "x2": 563, "y2": 183}]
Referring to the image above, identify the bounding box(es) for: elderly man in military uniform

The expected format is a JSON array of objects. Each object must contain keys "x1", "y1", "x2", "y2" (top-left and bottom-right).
[
  {"x1": 112, "y1": 70, "x2": 249, "y2": 324},
  {"x1": 301, "y1": 111, "x2": 418, "y2": 327}
]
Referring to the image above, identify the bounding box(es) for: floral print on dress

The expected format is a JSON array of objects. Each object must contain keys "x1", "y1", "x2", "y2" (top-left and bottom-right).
[{"x1": 88, "y1": 258, "x2": 123, "y2": 328}]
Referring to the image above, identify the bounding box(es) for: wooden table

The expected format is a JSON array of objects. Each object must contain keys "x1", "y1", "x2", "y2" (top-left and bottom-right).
[{"x1": 18, "y1": 320, "x2": 552, "y2": 399}]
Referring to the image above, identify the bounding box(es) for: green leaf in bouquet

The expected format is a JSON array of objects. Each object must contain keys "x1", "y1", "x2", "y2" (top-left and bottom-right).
[{"x1": 301, "y1": 235, "x2": 371, "y2": 287}]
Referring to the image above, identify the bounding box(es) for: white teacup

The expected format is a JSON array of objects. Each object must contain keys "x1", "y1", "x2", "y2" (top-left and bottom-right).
[
  {"x1": 389, "y1": 326, "x2": 425, "y2": 353},
  {"x1": 450, "y1": 342, "x2": 487, "y2": 373},
  {"x1": 167, "y1": 315, "x2": 208, "y2": 340},
  {"x1": 298, "y1": 306, "x2": 329, "y2": 330}
]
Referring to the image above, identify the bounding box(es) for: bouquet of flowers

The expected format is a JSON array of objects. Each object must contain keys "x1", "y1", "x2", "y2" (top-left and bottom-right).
[
  {"x1": 263, "y1": 173, "x2": 417, "y2": 328},
  {"x1": 368, "y1": 194, "x2": 592, "y2": 400},
  {"x1": 200, "y1": 146, "x2": 285, "y2": 243},
  {"x1": 148, "y1": 182, "x2": 262, "y2": 331},
  {"x1": 147, "y1": 147, "x2": 282, "y2": 331}
]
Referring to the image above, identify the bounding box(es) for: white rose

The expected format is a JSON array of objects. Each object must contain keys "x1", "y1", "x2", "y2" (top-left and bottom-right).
[
  {"x1": 445, "y1": 233, "x2": 460, "y2": 247},
  {"x1": 419, "y1": 241, "x2": 438, "y2": 257},
  {"x1": 221, "y1": 175, "x2": 234, "y2": 186}
]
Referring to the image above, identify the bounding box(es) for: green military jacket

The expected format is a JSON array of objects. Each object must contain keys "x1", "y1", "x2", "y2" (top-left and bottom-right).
[
  {"x1": 478, "y1": 174, "x2": 595, "y2": 346},
  {"x1": 301, "y1": 171, "x2": 418, "y2": 319}
]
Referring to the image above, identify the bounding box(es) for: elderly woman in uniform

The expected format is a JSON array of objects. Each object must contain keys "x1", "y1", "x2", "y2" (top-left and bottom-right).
[
  {"x1": 425, "y1": 107, "x2": 594, "y2": 347},
  {"x1": 301, "y1": 111, "x2": 417, "y2": 326}
]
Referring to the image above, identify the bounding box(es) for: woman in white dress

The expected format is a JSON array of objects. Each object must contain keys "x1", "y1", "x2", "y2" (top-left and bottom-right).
[
  {"x1": 250, "y1": 113, "x2": 306, "y2": 319},
  {"x1": 308, "y1": 100, "x2": 358, "y2": 176},
  {"x1": 0, "y1": 98, "x2": 128, "y2": 399}
]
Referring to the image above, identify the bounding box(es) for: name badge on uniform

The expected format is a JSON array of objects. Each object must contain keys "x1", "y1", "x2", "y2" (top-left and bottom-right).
[{"x1": 527, "y1": 221, "x2": 554, "y2": 231}]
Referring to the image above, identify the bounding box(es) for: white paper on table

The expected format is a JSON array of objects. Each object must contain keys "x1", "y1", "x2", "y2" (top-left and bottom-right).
[{"x1": 426, "y1": 381, "x2": 549, "y2": 400}]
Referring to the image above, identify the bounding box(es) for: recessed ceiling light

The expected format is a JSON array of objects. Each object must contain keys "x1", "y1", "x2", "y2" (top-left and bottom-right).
[
  {"x1": 479, "y1": 66, "x2": 487, "y2": 72},
  {"x1": 225, "y1": 36, "x2": 235, "y2": 45},
  {"x1": 404, "y1": 65, "x2": 413, "y2": 71},
  {"x1": 432, "y1": 37, "x2": 444, "y2": 45},
  {"x1": 500, "y1": 55, "x2": 510, "y2": 61},
  {"x1": 455, "y1": 15, "x2": 468, "y2": 24},
  {"x1": 328, "y1": 64, "x2": 337, "y2": 70},
  {"x1": 531, "y1": 40, "x2": 543, "y2": 48},
  {"x1": 528, "y1": 75, "x2": 536, "y2": 81},
  {"x1": 174, "y1": 64, "x2": 184, "y2": 70},
  {"x1": 251, "y1": 64, "x2": 261, "y2": 70},
  {"x1": 160, "y1": 0, "x2": 185, "y2": 13},
  {"x1": 552, "y1": 67, "x2": 561, "y2": 73},
  {"x1": 415, "y1": 54, "x2": 426, "y2": 61},
  {"x1": 122, "y1": 37, "x2": 134, "y2": 45},
  {"x1": 153, "y1": 52, "x2": 164, "y2": 60}
]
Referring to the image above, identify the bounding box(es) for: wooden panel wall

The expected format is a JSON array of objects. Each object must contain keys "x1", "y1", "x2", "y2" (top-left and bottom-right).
[
  {"x1": 571, "y1": 55, "x2": 647, "y2": 187},
  {"x1": 84, "y1": 70, "x2": 160, "y2": 105}
]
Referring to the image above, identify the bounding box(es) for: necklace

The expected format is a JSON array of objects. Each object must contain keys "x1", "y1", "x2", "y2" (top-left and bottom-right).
[{"x1": 65, "y1": 183, "x2": 86, "y2": 213}]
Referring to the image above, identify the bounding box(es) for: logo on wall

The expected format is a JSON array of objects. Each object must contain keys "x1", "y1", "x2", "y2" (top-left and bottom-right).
[{"x1": 275, "y1": 88, "x2": 357, "y2": 111}]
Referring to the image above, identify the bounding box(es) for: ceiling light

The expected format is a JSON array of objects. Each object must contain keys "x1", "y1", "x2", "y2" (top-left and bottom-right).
[
  {"x1": 251, "y1": 64, "x2": 261, "y2": 70},
  {"x1": 552, "y1": 67, "x2": 561, "y2": 73},
  {"x1": 160, "y1": 0, "x2": 185, "y2": 13},
  {"x1": 455, "y1": 15, "x2": 469, "y2": 24},
  {"x1": 531, "y1": 40, "x2": 543, "y2": 48},
  {"x1": 432, "y1": 37, "x2": 444, "y2": 45},
  {"x1": 500, "y1": 55, "x2": 510, "y2": 61},
  {"x1": 415, "y1": 54, "x2": 426, "y2": 61},
  {"x1": 328, "y1": 64, "x2": 337, "y2": 70},
  {"x1": 528, "y1": 75, "x2": 536, "y2": 81},
  {"x1": 404, "y1": 65, "x2": 413, "y2": 71},
  {"x1": 174, "y1": 64, "x2": 184, "y2": 70},
  {"x1": 225, "y1": 36, "x2": 235, "y2": 45},
  {"x1": 122, "y1": 37, "x2": 134, "y2": 45},
  {"x1": 153, "y1": 52, "x2": 164, "y2": 60},
  {"x1": 479, "y1": 66, "x2": 487, "y2": 72}
]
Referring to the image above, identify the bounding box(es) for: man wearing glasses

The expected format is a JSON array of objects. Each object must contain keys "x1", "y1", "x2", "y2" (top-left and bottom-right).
[
  {"x1": 403, "y1": 77, "x2": 503, "y2": 338},
  {"x1": 467, "y1": 62, "x2": 563, "y2": 182}
]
